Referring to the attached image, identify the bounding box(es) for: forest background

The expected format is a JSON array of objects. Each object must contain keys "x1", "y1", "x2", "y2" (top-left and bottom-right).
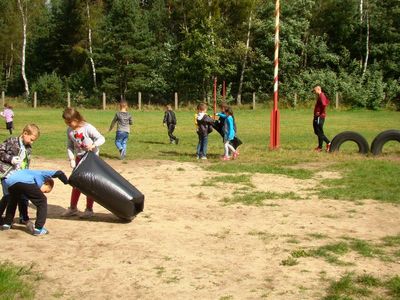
[{"x1": 0, "y1": 0, "x2": 399, "y2": 109}]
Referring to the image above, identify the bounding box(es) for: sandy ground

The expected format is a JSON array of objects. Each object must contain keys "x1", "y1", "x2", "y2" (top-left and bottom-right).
[{"x1": 1, "y1": 157, "x2": 399, "y2": 299}]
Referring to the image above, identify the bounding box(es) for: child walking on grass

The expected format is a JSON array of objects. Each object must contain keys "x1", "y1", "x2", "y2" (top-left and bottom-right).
[
  {"x1": 0, "y1": 124, "x2": 40, "y2": 225},
  {"x1": 0, "y1": 103, "x2": 14, "y2": 135},
  {"x1": 216, "y1": 107, "x2": 239, "y2": 161},
  {"x1": 62, "y1": 107, "x2": 105, "y2": 219},
  {"x1": 109, "y1": 100, "x2": 133, "y2": 160},
  {"x1": 163, "y1": 104, "x2": 179, "y2": 144},
  {"x1": 1, "y1": 169, "x2": 68, "y2": 235},
  {"x1": 195, "y1": 103, "x2": 214, "y2": 160}
]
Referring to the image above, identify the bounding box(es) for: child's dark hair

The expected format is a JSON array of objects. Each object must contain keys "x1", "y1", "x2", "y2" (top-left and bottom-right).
[
  {"x1": 220, "y1": 102, "x2": 229, "y2": 110},
  {"x1": 224, "y1": 107, "x2": 234, "y2": 116},
  {"x1": 4, "y1": 103, "x2": 12, "y2": 109},
  {"x1": 62, "y1": 107, "x2": 85, "y2": 123},
  {"x1": 44, "y1": 178, "x2": 54, "y2": 189},
  {"x1": 197, "y1": 103, "x2": 207, "y2": 111}
]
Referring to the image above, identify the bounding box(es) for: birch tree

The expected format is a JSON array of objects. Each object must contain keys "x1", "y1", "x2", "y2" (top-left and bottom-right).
[
  {"x1": 236, "y1": 9, "x2": 253, "y2": 105},
  {"x1": 86, "y1": 0, "x2": 97, "y2": 88},
  {"x1": 17, "y1": 0, "x2": 29, "y2": 98}
]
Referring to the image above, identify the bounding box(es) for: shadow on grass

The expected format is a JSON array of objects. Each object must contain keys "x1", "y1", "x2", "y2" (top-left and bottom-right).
[
  {"x1": 159, "y1": 150, "x2": 221, "y2": 160},
  {"x1": 139, "y1": 140, "x2": 167, "y2": 145}
]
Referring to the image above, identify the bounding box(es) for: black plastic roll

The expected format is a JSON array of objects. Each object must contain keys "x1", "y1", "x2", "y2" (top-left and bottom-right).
[{"x1": 68, "y1": 152, "x2": 144, "y2": 220}]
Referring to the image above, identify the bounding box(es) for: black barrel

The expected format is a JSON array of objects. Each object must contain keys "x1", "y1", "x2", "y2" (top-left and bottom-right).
[{"x1": 68, "y1": 152, "x2": 144, "y2": 220}]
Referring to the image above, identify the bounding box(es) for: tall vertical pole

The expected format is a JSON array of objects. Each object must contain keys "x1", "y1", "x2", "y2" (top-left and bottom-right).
[
  {"x1": 102, "y1": 92, "x2": 106, "y2": 110},
  {"x1": 270, "y1": 0, "x2": 280, "y2": 149},
  {"x1": 213, "y1": 77, "x2": 217, "y2": 119}
]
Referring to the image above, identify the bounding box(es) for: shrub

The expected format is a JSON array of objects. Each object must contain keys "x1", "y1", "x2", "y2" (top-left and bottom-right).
[{"x1": 31, "y1": 73, "x2": 64, "y2": 106}]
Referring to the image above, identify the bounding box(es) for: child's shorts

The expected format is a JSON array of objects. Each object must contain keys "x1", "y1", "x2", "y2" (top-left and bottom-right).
[{"x1": 6, "y1": 122, "x2": 13, "y2": 130}]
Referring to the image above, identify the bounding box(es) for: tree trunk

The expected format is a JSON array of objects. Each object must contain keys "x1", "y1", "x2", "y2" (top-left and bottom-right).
[
  {"x1": 236, "y1": 11, "x2": 253, "y2": 105},
  {"x1": 362, "y1": 2, "x2": 369, "y2": 77},
  {"x1": 17, "y1": 0, "x2": 29, "y2": 98},
  {"x1": 86, "y1": 1, "x2": 97, "y2": 88}
]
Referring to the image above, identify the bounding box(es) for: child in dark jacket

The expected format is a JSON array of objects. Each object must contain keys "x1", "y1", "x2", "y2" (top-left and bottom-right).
[
  {"x1": 1, "y1": 169, "x2": 68, "y2": 235},
  {"x1": 195, "y1": 103, "x2": 214, "y2": 160},
  {"x1": 0, "y1": 124, "x2": 40, "y2": 224},
  {"x1": 163, "y1": 104, "x2": 179, "y2": 144}
]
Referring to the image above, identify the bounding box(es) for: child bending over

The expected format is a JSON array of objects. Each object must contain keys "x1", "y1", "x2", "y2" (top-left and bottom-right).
[{"x1": 1, "y1": 169, "x2": 68, "y2": 235}]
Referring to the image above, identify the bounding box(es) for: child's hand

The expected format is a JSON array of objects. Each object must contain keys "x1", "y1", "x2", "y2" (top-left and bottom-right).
[
  {"x1": 84, "y1": 144, "x2": 96, "y2": 151},
  {"x1": 11, "y1": 156, "x2": 22, "y2": 165},
  {"x1": 69, "y1": 159, "x2": 76, "y2": 169}
]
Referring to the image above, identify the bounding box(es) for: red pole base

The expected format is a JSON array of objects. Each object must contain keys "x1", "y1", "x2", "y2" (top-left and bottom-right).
[{"x1": 269, "y1": 109, "x2": 280, "y2": 149}]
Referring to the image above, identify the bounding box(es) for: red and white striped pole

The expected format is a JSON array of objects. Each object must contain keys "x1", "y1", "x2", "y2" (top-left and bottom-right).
[{"x1": 270, "y1": 0, "x2": 280, "y2": 149}]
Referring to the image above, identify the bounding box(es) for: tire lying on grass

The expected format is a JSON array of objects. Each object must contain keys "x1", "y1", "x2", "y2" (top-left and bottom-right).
[
  {"x1": 371, "y1": 129, "x2": 400, "y2": 155},
  {"x1": 329, "y1": 131, "x2": 369, "y2": 154}
]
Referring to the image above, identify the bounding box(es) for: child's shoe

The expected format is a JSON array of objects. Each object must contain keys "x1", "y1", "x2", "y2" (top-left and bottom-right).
[
  {"x1": 326, "y1": 143, "x2": 331, "y2": 152},
  {"x1": 314, "y1": 147, "x2": 322, "y2": 152},
  {"x1": 33, "y1": 227, "x2": 49, "y2": 236},
  {"x1": 120, "y1": 148, "x2": 126, "y2": 160},
  {"x1": 233, "y1": 151, "x2": 239, "y2": 159},
  {"x1": 1, "y1": 224, "x2": 11, "y2": 231},
  {"x1": 200, "y1": 156, "x2": 207, "y2": 160},
  {"x1": 221, "y1": 156, "x2": 231, "y2": 161},
  {"x1": 61, "y1": 207, "x2": 79, "y2": 217},
  {"x1": 80, "y1": 208, "x2": 94, "y2": 219}
]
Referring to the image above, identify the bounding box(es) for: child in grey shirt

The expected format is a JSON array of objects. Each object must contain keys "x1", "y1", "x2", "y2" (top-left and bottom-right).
[{"x1": 109, "y1": 100, "x2": 133, "y2": 159}]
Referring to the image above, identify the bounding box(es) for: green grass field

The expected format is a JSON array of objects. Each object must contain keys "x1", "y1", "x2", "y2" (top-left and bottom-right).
[{"x1": 2, "y1": 107, "x2": 399, "y2": 203}]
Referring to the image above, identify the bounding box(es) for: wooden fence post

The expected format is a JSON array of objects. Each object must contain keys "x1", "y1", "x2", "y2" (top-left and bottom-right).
[
  {"x1": 174, "y1": 92, "x2": 178, "y2": 110},
  {"x1": 33, "y1": 92, "x2": 37, "y2": 108},
  {"x1": 1, "y1": 91, "x2": 4, "y2": 107},
  {"x1": 67, "y1": 92, "x2": 71, "y2": 107},
  {"x1": 294, "y1": 93, "x2": 298, "y2": 108},
  {"x1": 335, "y1": 92, "x2": 339, "y2": 109},
  {"x1": 252, "y1": 92, "x2": 256, "y2": 110},
  {"x1": 102, "y1": 92, "x2": 106, "y2": 110},
  {"x1": 138, "y1": 92, "x2": 142, "y2": 110}
]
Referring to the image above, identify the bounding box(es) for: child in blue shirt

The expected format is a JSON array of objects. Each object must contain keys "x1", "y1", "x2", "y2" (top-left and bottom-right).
[
  {"x1": 1, "y1": 169, "x2": 68, "y2": 235},
  {"x1": 216, "y1": 107, "x2": 239, "y2": 161}
]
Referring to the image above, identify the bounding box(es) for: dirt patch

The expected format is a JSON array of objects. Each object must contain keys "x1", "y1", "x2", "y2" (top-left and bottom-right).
[{"x1": 1, "y1": 158, "x2": 399, "y2": 299}]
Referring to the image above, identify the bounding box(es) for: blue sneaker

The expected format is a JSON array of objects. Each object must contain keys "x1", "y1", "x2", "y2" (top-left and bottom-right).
[
  {"x1": 33, "y1": 227, "x2": 49, "y2": 236},
  {"x1": 120, "y1": 148, "x2": 126, "y2": 160},
  {"x1": 1, "y1": 224, "x2": 11, "y2": 231}
]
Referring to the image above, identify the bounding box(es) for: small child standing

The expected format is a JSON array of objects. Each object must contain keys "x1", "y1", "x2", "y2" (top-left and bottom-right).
[
  {"x1": 163, "y1": 104, "x2": 179, "y2": 144},
  {"x1": 217, "y1": 107, "x2": 239, "y2": 161},
  {"x1": 1, "y1": 169, "x2": 68, "y2": 235},
  {"x1": 0, "y1": 124, "x2": 40, "y2": 224},
  {"x1": 195, "y1": 103, "x2": 214, "y2": 160},
  {"x1": 0, "y1": 103, "x2": 14, "y2": 135},
  {"x1": 109, "y1": 100, "x2": 133, "y2": 160},
  {"x1": 62, "y1": 107, "x2": 105, "y2": 218}
]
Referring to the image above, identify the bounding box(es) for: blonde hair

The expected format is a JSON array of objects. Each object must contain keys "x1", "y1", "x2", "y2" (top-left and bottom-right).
[
  {"x1": 62, "y1": 107, "x2": 85, "y2": 123},
  {"x1": 22, "y1": 124, "x2": 40, "y2": 138},
  {"x1": 166, "y1": 104, "x2": 172, "y2": 110},
  {"x1": 119, "y1": 100, "x2": 128, "y2": 109}
]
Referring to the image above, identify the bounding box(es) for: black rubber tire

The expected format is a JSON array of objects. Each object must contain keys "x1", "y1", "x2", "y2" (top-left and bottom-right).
[
  {"x1": 370, "y1": 129, "x2": 400, "y2": 155},
  {"x1": 329, "y1": 131, "x2": 369, "y2": 154}
]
